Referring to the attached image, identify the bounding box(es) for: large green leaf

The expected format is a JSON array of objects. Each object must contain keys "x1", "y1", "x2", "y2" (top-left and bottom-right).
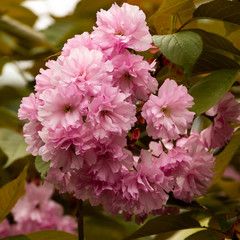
[
  {"x1": 153, "y1": 31, "x2": 202, "y2": 80},
  {"x1": 189, "y1": 29, "x2": 240, "y2": 59},
  {"x1": 212, "y1": 135, "x2": 240, "y2": 185},
  {"x1": 185, "y1": 229, "x2": 223, "y2": 240},
  {"x1": 27, "y1": 230, "x2": 77, "y2": 240},
  {"x1": 0, "y1": 128, "x2": 29, "y2": 168},
  {"x1": 124, "y1": 215, "x2": 201, "y2": 240},
  {"x1": 35, "y1": 156, "x2": 50, "y2": 179},
  {"x1": 0, "y1": 164, "x2": 28, "y2": 223},
  {"x1": 189, "y1": 69, "x2": 239, "y2": 114},
  {"x1": 193, "y1": 0, "x2": 240, "y2": 26},
  {"x1": 192, "y1": 49, "x2": 240, "y2": 74}
]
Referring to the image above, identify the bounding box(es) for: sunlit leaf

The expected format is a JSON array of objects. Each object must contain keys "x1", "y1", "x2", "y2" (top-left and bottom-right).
[
  {"x1": 0, "y1": 128, "x2": 29, "y2": 168},
  {"x1": 27, "y1": 230, "x2": 77, "y2": 240},
  {"x1": 185, "y1": 229, "x2": 223, "y2": 240},
  {"x1": 189, "y1": 69, "x2": 239, "y2": 114},
  {"x1": 148, "y1": 0, "x2": 195, "y2": 34},
  {"x1": 212, "y1": 135, "x2": 240, "y2": 185},
  {"x1": 35, "y1": 156, "x2": 50, "y2": 179},
  {"x1": 153, "y1": 31, "x2": 202, "y2": 80},
  {"x1": 192, "y1": 115, "x2": 211, "y2": 132},
  {"x1": 193, "y1": 0, "x2": 240, "y2": 26},
  {"x1": 0, "y1": 163, "x2": 28, "y2": 223},
  {"x1": 124, "y1": 215, "x2": 201, "y2": 240}
]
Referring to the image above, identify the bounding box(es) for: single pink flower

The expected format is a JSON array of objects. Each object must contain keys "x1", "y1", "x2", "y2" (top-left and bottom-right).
[
  {"x1": 111, "y1": 50, "x2": 157, "y2": 102},
  {"x1": 92, "y1": 3, "x2": 152, "y2": 53},
  {"x1": 201, "y1": 92, "x2": 240, "y2": 149},
  {"x1": 38, "y1": 83, "x2": 87, "y2": 130},
  {"x1": 11, "y1": 182, "x2": 77, "y2": 235},
  {"x1": 88, "y1": 85, "x2": 136, "y2": 140},
  {"x1": 142, "y1": 79, "x2": 195, "y2": 140},
  {"x1": 173, "y1": 131, "x2": 215, "y2": 202}
]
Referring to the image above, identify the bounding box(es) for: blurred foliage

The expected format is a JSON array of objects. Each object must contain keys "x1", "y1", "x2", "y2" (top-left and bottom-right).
[{"x1": 0, "y1": 0, "x2": 240, "y2": 240}]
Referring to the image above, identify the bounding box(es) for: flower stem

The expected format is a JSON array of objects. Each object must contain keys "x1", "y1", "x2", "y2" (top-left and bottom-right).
[{"x1": 77, "y1": 199, "x2": 84, "y2": 240}]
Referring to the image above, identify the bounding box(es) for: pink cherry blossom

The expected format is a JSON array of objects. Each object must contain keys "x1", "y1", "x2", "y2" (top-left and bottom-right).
[
  {"x1": 35, "y1": 60, "x2": 59, "y2": 95},
  {"x1": 62, "y1": 32, "x2": 101, "y2": 57},
  {"x1": 173, "y1": 131, "x2": 215, "y2": 202},
  {"x1": 88, "y1": 85, "x2": 136, "y2": 140},
  {"x1": 23, "y1": 120, "x2": 44, "y2": 156},
  {"x1": 111, "y1": 50, "x2": 157, "y2": 102},
  {"x1": 57, "y1": 46, "x2": 113, "y2": 95},
  {"x1": 18, "y1": 93, "x2": 38, "y2": 121},
  {"x1": 92, "y1": 3, "x2": 152, "y2": 53},
  {"x1": 38, "y1": 83, "x2": 87, "y2": 130},
  {"x1": 118, "y1": 150, "x2": 173, "y2": 216},
  {"x1": 201, "y1": 92, "x2": 240, "y2": 148},
  {"x1": 10, "y1": 182, "x2": 77, "y2": 235},
  {"x1": 142, "y1": 79, "x2": 195, "y2": 140},
  {"x1": 0, "y1": 219, "x2": 11, "y2": 238}
]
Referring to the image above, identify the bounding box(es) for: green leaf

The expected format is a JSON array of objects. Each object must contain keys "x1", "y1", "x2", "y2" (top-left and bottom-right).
[
  {"x1": 148, "y1": 0, "x2": 195, "y2": 34},
  {"x1": 0, "y1": 128, "x2": 29, "y2": 168},
  {"x1": 191, "y1": 115, "x2": 211, "y2": 133},
  {"x1": 192, "y1": 49, "x2": 240, "y2": 74},
  {"x1": 27, "y1": 230, "x2": 77, "y2": 240},
  {"x1": 124, "y1": 215, "x2": 201, "y2": 240},
  {"x1": 0, "y1": 163, "x2": 28, "y2": 223},
  {"x1": 193, "y1": 0, "x2": 240, "y2": 26},
  {"x1": 2, "y1": 235, "x2": 30, "y2": 240},
  {"x1": 0, "y1": 107, "x2": 19, "y2": 130},
  {"x1": 153, "y1": 31, "x2": 202, "y2": 80},
  {"x1": 189, "y1": 29, "x2": 240, "y2": 59},
  {"x1": 212, "y1": 135, "x2": 240, "y2": 185},
  {"x1": 189, "y1": 69, "x2": 239, "y2": 114},
  {"x1": 85, "y1": 215, "x2": 128, "y2": 240},
  {"x1": 35, "y1": 156, "x2": 50, "y2": 179},
  {"x1": 185, "y1": 229, "x2": 223, "y2": 240}
]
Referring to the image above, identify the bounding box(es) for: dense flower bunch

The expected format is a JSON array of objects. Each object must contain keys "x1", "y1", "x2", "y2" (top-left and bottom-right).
[
  {"x1": 0, "y1": 182, "x2": 77, "y2": 238},
  {"x1": 18, "y1": 2, "x2": 240, "y2": 222}
]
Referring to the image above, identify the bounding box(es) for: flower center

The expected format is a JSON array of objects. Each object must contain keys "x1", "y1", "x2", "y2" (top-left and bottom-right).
[
  {"x1": 162, "y1": 107, "x2": 170, "y2": 117},
  {"x1": 64, "y1": 105, "x2": 72, "y2": 113},
  {"x1": 101, "y1": 110, "x2": 109, "y2": 116},
  {"x1": 124, "y1": 72, "x2": 131, "y2": 81}
]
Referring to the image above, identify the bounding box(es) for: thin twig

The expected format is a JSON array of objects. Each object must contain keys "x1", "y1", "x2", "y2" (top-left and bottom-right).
[{"x1": 77, "y1": 199, "x2": 84, "y2": 240}]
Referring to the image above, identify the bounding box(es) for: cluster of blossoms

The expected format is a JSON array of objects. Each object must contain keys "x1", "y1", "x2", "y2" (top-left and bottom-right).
[
  {"x1": 18, "y1": 2, "x2": 240, "y2": 222},
  {"x1": 0, "y1": 182, "x2": 77, "y2": 238}
]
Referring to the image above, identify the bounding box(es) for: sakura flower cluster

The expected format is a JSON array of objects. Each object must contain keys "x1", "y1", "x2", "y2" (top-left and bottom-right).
[
  {"x1": 18, "y1": 2, "x2": 240, "y2": 222},
  {"x1": 0, "y1": 182, "x2": 77, "y2": 238}
]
